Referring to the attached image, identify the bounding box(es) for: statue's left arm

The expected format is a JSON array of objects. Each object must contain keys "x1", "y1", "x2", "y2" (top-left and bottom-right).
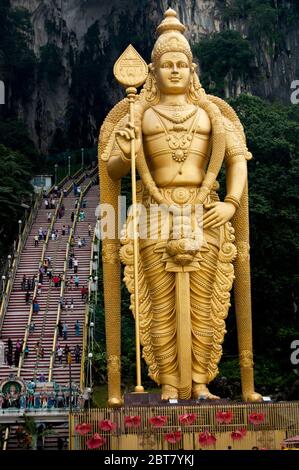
[
  {"x1": 224, "y1": 117, "x2": 248, "y2": 204},
  {"x1": 204, "y1": 118, "x2": 247, "y2": 228}
]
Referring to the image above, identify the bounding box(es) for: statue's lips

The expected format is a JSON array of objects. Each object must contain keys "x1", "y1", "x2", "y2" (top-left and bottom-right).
[{"x1": 169, "y1": 78, "x2": 181, "y2": 82}]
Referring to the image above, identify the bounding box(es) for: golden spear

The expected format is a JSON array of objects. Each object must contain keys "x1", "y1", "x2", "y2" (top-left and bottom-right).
[{"x1": 114, "y1": 45, "x2": 148, "y2": 393}]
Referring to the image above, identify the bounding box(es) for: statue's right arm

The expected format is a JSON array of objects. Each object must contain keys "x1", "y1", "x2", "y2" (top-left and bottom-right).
[
  {"x1": 107, "y1": 106, "x2": 144, "y2": 180},
  {"x1": 107, "y1": 143, "x2": 131, "y2": 181}
]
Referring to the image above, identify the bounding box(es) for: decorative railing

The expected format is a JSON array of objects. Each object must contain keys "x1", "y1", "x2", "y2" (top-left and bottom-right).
[{"x1": 69, "y1": 402, "x2": 299, "y2": 451}]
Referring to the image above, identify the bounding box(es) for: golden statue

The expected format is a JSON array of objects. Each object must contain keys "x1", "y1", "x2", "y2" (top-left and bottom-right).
[{"x1": 99, "y1": 9, "x2": 262, "y2": 405}]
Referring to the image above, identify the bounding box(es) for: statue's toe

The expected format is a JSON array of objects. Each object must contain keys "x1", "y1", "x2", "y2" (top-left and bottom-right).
[
  {"x1": 161, "y1": 385, "x2": 178, "y2": 401},
  {"x1": 243, "y1": 391, "x2": 263, "y2": 402},
  {"x1": 193, "y1": 384, "x2": 220, "y2": 400}
]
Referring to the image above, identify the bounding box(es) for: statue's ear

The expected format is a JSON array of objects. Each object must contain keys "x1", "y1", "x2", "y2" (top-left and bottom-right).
[
  {"x1": 149, "y1": 63, "x2": 155, "y2": 73},
  {"x1": 191, "y1": 62, "x2": 197, "y2": 72}
]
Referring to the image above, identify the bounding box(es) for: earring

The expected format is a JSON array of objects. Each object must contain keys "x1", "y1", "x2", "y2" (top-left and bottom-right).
[
  {"x1": 145, "y1": 72, "x2": 160, "y2": 103},
  {"x1": 188, "y1": 71, "x2": 205, "y2": 102}
]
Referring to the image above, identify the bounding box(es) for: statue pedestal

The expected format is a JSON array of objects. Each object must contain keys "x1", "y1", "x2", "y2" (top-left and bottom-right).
[{"x1": 124, "y1": 392, "x2": 231, "y2": 407}]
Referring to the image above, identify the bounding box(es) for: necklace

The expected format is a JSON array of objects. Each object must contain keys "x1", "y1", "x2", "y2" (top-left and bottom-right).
[
  {"x1": 153, "y1": 105, "x2": 197, "y2": 124},
  {"x1": 153, "y1": 109, "x2": 200, "y2": 163}
]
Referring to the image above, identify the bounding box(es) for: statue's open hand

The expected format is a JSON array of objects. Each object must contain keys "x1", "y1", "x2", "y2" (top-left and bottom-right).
[
  {"x1": 203, "y1": 202, "x2": 236, "y2": 229},
  {"x1": 115, "y1": 122, "x2": 141, "y2": 158}
]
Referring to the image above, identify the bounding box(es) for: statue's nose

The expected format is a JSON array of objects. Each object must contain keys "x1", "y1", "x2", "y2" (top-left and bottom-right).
[{"x1": 172, "y1": 64, "x2": 179, "y2": 73}]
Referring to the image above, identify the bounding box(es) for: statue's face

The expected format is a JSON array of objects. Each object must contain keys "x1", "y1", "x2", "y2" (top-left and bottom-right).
[{"x1": 155, "y1": 52, "x2": 191, "y2": 95}]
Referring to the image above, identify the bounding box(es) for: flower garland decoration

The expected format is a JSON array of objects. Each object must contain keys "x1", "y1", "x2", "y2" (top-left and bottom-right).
[
  {"x1": 149, "y1": 415, "x2": 168, "y2": 427},
  {"x1": 124, "y1": 415, "x2": 142, "y2": 428},
  {"x1": 178, "y1": 413, "x2": 197, "y2": 425},
  {"x1": 75, "y1": 409, "x2": 266, "y2": 450},
  {"x1": 215, "y1": 410, "x2": 233, "y2": 424},
  {"x1": 164, "y1": 430, "x2": 182, "y2": 444},
  {"x1": 99, "y1": 419, "x2": 117, "y2": 432},
  {"x1": 86, "y1": 433, "x2": 106, "y2": 449},
  {"x1": 198, "y1": 431, "x2": 217, "y2": 447},
  {"x1": 248, "y1": 412, "x2": 265, "y2": 425},
  {"x1": 231, "y1": 428, "x2": 247, "y2": 441},
  {"x1": 74, "y1": 423, "x2": 92, "y2": 435}
]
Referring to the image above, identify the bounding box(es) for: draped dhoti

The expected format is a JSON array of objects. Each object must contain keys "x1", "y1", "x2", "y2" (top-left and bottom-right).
[{"x1": 120, "y1": 184, "x2": 236, "y2": 399}]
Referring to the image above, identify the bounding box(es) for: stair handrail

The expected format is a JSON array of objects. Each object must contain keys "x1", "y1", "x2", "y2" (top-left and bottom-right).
[
  {"x1": 47, "y1": 165, "x2": 84, "y2": 196},
  {"x1": 69, "y1": 172, "x2": 86, "y2": 191},
  {"x1": 72, "y1": 159, "x2": 97, "y2": 181},
  {"x1": 65, "y1": 164, "x2": 93, "y2": 194},
  {"x1": 65, "y1": 162, "x2": 97, "y2": 195},
  {"x1": 72, "y1": 166, "x2": 84, "y2": 180},
  {"x1": 2, "y1": 426, "x2": 9, "y2": 450},
  {"x1": 17, "y1": 192, "x2": 64, "y2": 376},
  {"x1": 47, "y1": 176, "x2": 66, "y2": 198},
  {"x1": 80, "y1": 229, "x2": 98, "y2": 390},
  {"x1": 0, "y1": 190, "x2": 43, "y2": 331}
]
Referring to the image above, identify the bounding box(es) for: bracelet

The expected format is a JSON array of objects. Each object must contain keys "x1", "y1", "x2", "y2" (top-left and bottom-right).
[{"x1": 224, "y1": 195, "x2": 240, "y2": 209}]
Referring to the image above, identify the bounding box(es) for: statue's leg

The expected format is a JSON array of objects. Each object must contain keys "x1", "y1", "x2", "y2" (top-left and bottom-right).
[
  {"x1": 140, "y1": 245, "x2": 178, "y2": 399},
  {"x1": 190, "y1": 244, "x2": 220, "y2": 399}
]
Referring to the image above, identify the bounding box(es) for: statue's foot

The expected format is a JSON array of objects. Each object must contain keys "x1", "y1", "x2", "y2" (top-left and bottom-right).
[
  {"x1": 193, "y1": 383, "x2": 220, "y2": 400},
  {"x1": 243, "y1": 391, "x2": 263, "y2": 402},
  {"x1": 161, "y1": 385, "x2": 178, "y2": 401},
  {"x1": 107, "y1": 397, "x2": 123, "y2": 407}
]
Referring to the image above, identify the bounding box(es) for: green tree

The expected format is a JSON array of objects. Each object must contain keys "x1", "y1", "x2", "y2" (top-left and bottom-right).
[
  {"x1": 193, "y1": 30, "x2": 254, "y2": 96},
  {"x1": 0, "y1": 145, "x2": 33, "y2": 257},
  {"x1": 222, "y1": 0, "x2": 299, "y2": 38},
  {"x1": 221, "y1": 94, "x2": 299, "y2": 395},
  {"x1": 0, "y1": 119, "x2": 38, "y2": 164},
  {"x1": 15, "y1": 415, "x2": 52, "y2": 450},
  {"x1": 0, "y1": 3, "x2": 37, "y2": 107}
]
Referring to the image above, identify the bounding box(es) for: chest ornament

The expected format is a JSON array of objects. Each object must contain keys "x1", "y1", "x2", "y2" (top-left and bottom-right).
[{"x1": 152, "y1": 107, "x2": 200, "y2": 163}]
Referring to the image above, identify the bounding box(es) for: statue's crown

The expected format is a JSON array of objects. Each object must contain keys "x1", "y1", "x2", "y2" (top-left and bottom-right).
[
  {"x1": 151, "y1": 8, "x2": 192, "y2": 64},
  {"x1": 157, "y1": 8, "x2": 185, "y2": 35}
]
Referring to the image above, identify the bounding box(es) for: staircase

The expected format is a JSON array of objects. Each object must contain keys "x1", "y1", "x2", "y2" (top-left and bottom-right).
[
  {"x1": 0, "y1": 202, "x2": 53, "y2": 380},
  {"x1": 51, "y1": 184, "x2": 99, "y2": 385},
  {"x1": 0, "y1": 165, "x2": 99, "y2": 451},
  {"x1": 0, "y1": 170, "x2": 99, "y2": 390}
]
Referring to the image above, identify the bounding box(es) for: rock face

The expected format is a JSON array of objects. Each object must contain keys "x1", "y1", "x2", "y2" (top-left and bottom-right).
[{"x1": 8, "y1": 0, "x2": 299, "y2": 152}]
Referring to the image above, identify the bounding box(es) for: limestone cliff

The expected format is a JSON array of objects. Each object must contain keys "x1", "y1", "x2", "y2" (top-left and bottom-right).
[{"x1": 6, "y1": 0, "x2": 299, "y2": 152}]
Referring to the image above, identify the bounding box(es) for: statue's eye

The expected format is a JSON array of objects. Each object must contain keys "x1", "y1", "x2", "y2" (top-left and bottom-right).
[
  {"x1": 178, "y1": 62, "x2": 188, "y2": 68},
  {"x1": 161, "y1": 62, "x2": 172, "y2": 68}
]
